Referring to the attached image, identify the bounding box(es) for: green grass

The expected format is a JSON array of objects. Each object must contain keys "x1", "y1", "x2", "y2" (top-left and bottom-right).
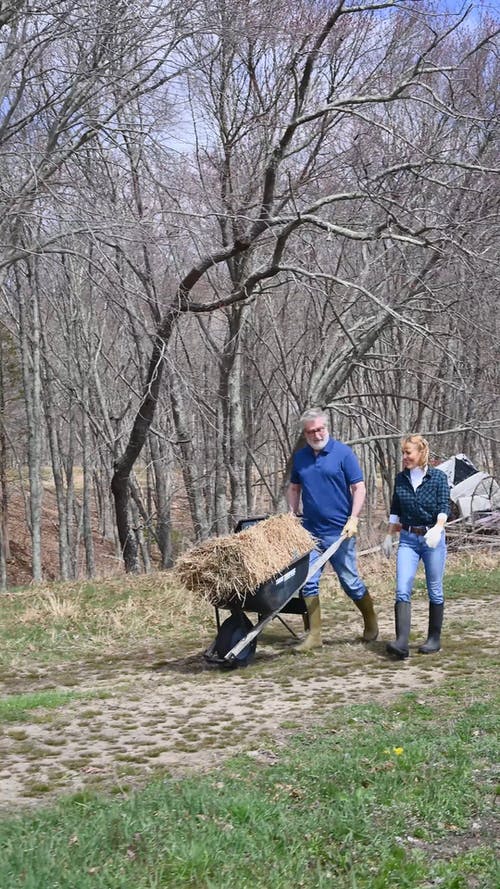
[
  {"x1": 414, "y1": 564, "x2": 500, "y2": 599},
  {"x1": 0, "y1": 559, "x2": 498, "y2": 887},
  {"x1": 0, "y1": 678, "x2": 498, "y2": 889},
  {"x1": 0, "y1": 690, "x2": 106, "y2": 723}
]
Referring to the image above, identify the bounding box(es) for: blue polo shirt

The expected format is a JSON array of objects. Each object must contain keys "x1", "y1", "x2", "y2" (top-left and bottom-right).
[{"x1": 290, "y1": 438, "x2": 364, "y2": 536}]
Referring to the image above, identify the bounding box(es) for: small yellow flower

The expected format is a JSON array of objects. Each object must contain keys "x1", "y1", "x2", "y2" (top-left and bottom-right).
[{"x1": 393, "y1": 747, "x2": 404, "y2": 755}]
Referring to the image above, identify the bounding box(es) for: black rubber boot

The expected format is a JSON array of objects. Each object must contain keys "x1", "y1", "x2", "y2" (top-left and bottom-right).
[
  {"x1": 418, "y1": 603, "x2": 444, "y2": 654},
  {"x1": 386, "y1": 601, "x2": 411, "y2": 660}
]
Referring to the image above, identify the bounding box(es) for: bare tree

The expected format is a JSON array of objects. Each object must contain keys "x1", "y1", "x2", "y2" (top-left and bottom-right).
[{"x1": 0, "y1": 1, "x2": 498, "y2": 580}]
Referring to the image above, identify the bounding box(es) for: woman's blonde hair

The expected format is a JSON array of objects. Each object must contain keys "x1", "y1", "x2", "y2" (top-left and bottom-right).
[{"x1": 401, "y1": 434, "x2": 429, "y2": 467}]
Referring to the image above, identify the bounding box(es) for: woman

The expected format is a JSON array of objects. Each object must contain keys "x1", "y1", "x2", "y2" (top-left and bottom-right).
[{"x1": 382, "y1": 435, "x2": 450, "y2": 659}]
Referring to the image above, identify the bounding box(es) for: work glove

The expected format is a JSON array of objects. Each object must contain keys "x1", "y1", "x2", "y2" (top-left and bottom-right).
[
  {"x1": 424, "y1": 525, "x2": 444, "y2": 548},
  {"x1": 342, "y1": 516, "x2": 359, "y2": 538},
  {"x1": 382, "y1": 534, "x2": 394, "y2": 558}
]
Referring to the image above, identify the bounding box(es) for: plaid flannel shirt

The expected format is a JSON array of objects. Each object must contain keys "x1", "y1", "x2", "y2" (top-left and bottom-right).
[{"x1": 390, "y1": 467, "x2": 450, "y2": 527}]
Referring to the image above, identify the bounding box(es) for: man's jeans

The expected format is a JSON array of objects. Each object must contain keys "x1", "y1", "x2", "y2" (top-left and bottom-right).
[
  {"x1": 396, "y1": 530, "x2": 446, "y2": 605},
  {"x1": 302, "y1": 533, "x2": 366, "y2": 601}
]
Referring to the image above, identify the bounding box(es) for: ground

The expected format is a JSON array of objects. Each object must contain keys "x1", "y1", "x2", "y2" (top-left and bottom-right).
[
  {"x1": 4, "y1": 484, "x2": 121, "y2": 587},
  {"x1": 0, "y1": 562, "x2": 497, "y2": 813}
]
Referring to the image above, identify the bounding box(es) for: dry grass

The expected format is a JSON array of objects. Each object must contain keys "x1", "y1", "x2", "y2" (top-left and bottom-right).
[
  {"x1": 19, "y1": 593, "x2": 83, "y2": 624},
  {"x1": 175, "y1": 514, "x2": 315, "y2": 606},
  {"x1": 1, "y1": 571, "x2": 215, "y2": 668},
  {"x1": 7, "y1": 573, "x2": 212, "y2": 620},
  {"x1": 2, "y1": 546, "x2": 497, "y2": 669}
]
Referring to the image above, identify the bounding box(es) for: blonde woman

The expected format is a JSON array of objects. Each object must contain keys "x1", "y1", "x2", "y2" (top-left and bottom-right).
[{"x1": 383, "y1": 435, "x2": 450, "y2": 659}]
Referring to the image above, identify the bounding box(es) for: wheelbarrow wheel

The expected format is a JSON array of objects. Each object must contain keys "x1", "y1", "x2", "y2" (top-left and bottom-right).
[{"x1": 214, "y1": 612, "x2": 257, "y2": 668}]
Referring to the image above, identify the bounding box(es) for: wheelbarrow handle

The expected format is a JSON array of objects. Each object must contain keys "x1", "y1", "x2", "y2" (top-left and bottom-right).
[
  {"x1": 224, "y1": 533, "x2": 348, "y2": 663},
  {"x1": 304, "y1": 532, "x2": 348, "y2": 584}
]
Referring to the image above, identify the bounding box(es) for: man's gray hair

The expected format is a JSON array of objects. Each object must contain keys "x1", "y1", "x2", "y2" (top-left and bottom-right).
[{"x1": 299, "y1": 408, "x2": 329, "y2": 428}]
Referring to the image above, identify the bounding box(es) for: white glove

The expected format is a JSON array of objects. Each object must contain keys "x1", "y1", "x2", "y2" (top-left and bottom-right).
[
  {"x1": 382, "y1": 534, "x2": 394, "y2": 558},
  {"x1": 424, "y1": 525, "x2": 443, "y2": 548}
]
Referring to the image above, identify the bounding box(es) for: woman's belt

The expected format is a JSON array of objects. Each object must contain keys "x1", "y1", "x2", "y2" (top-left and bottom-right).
[{"x1": 401, "y1": 524, "x2": 429, "y2": 536}]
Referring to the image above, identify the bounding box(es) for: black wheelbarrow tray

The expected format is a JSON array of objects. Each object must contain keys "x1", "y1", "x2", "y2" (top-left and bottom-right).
[{"x1": 203, "y1": 529, "x2": 346, "y2": 668}]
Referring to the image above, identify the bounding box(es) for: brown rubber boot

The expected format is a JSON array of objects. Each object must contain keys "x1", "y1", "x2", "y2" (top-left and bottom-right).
[
  {"x1": 354, "y1": 591, "x2": 379, "y2": 642},
  {"x1": 295, "y1": 595, "x2": 322, "y2": 651}
]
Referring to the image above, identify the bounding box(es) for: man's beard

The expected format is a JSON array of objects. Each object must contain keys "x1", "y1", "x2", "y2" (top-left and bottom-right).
[{"x1": 310, "y1": 433, "x2": 329, "y2": 451}]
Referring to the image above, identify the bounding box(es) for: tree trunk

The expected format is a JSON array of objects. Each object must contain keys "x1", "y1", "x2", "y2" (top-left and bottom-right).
[
  {"x1": 0, "y1": 515, "x2": 6, "y2": 591},
  {"x1": 130, "y1": 496, "x2": 151, "y2": 573},
  {"x1": 0, "y1": 333, "x2": 10, "y2": 564},
  {"x1": 169, "y1": 370, "x2": 209, "y2": 541},
  {"x1": 63, "y1": 421, "x2": 77, "y2": 578},
  {"x1": 214, "y1": 400, "x2": 229, "y2": 536},
  {"x1": 41, "y1": 337, "x2": 73, "y2": 580},
  {"x1": 81, "y1": 380, "x2": 95, "y2": 578},
  {"x1": 18, "y1": 267, "x2": 43, "y2": 581},
  {"x1": 148, "y1": 432, "x2": 173, "y2": 568},
  {"x1": 222, "y1": 305, "x2": 249, "y2": 525},
  {"x1": 111, "y1": 318, "x2": 176, "y2": 571}
]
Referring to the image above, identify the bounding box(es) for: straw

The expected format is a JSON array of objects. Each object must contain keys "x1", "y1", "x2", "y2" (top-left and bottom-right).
[{"x1": 175, "y1": 514, "x2": 315, "y2": 606}]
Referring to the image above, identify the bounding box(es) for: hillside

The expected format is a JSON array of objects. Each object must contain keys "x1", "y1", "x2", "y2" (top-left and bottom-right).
[{"x1": 3, "y1": 485, "x2": 121, "y2": 588}]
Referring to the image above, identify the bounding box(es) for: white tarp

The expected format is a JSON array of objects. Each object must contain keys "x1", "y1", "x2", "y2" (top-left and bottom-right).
[
  {"x1": 450, "y1": 472, "x2": 500, "y2": 519},
  {"x1": 435, "y1": 454, "x2": 477, "y2": 487},
  {"x1": 456, "y1": 496, "x2": 492, "y2": 519},
  {"x1": 449, "y1": 471, "x2": 492, "y2": 504}
]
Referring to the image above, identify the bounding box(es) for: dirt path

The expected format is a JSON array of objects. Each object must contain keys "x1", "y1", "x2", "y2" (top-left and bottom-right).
[{"x1": 0, "y1": 593, "x2": 497, "y2": 813}]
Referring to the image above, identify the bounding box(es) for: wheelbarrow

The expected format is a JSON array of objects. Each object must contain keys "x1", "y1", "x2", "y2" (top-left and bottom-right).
[{"x1": 203, "y1": 518, "x2": 347, "y2": 668}]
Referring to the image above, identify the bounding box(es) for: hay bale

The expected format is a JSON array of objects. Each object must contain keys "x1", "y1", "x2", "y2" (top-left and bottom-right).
[{"x1": 175, "y1": 514, "x2": 315, "y2": 607}]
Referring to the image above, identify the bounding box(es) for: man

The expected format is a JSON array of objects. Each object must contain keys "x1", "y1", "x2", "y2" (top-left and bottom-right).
[{"x1": 288, "y1": 408, "x2": 378, "y2": 650}]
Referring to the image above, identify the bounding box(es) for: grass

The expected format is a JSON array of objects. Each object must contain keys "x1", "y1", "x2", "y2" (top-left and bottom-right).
[
  {"x1": 413, "y1": 560, "x2": 499, "y2": 600},
  {"x1": 0, "y1": 690, "x2": 106, "y2": 723},
  {"x1": 0, "y1": 573, "x2": 214, "y2": 667},
  {"x1": 0, "y1": 554, "x2": 497, "y2": 670},
  {"x1": 0, "y1": 555, "x2": 498, "y2": 887},
  {"x1": 0, "y1": 677, "x2": 497, "y2": 889}
]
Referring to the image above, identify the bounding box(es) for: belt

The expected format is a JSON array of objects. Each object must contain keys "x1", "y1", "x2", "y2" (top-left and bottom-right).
[{"x1": 401, "y1": 524, "x2": 428, "y2": 536}]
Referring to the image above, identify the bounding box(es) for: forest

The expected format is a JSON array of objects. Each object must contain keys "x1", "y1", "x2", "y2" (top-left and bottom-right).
[{"x1": 0, "y1": 0, "x2": 498, "y2": 586}]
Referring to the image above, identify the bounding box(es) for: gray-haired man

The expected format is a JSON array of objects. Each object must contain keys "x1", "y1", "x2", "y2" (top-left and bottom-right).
[{"x1": 288, "y1": 409, "x2": 378, "y2": 650}]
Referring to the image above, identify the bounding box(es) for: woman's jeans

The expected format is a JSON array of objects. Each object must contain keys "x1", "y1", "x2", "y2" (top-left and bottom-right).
[
  {"x1": 302, "y1": 533, "x2": 366, "y2": 601},
  {"x1": 396, "y1": 530, "x2": 446, "y2": 604}
]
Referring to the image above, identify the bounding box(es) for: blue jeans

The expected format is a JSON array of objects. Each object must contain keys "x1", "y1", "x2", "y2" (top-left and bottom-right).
[
  {"x1": 396, "y1": 530, "x2": 446, "y2": 604},
  {"x1": 302, "y1": 533, "x2": 366, "y2": 601}
]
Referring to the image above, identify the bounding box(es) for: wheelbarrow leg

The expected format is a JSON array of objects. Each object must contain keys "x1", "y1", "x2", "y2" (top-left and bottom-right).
[
  {"x1": 302, "y1": 610, "x2": 310, "y2": 632},
  {"x1": 274, "y1": 614, "x2": 301, "y2": 638}
]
